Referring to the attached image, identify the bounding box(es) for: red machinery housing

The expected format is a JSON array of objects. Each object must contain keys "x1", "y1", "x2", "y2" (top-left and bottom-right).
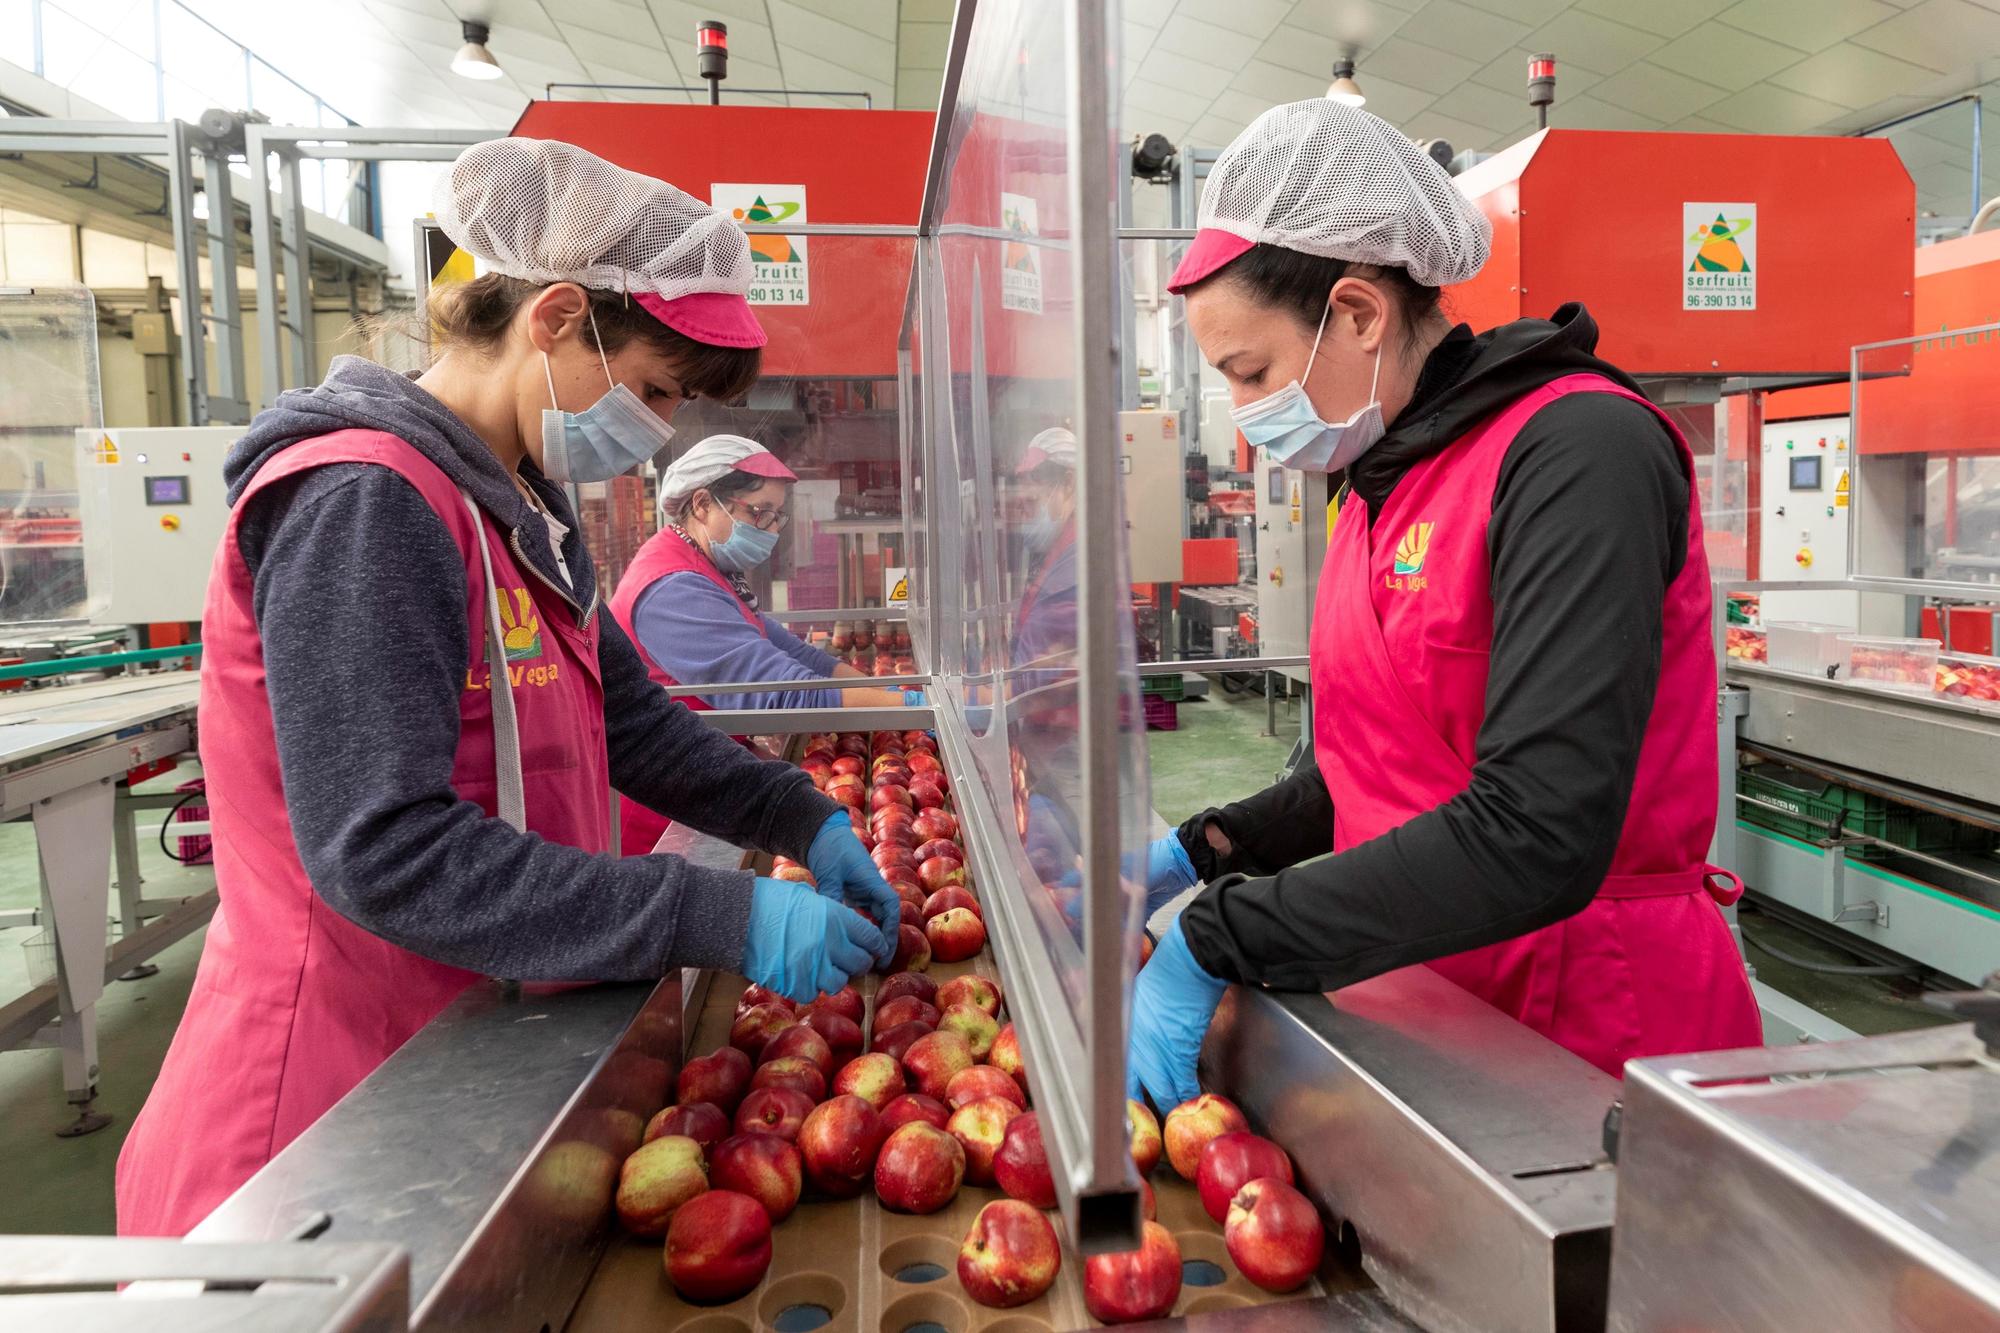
[
  {"x1": 1448, "y1": 129, "x2": 1914, "y2": 378},
  {"x1": 1448, "y1": 129, "x2": 1916, "y2": 578},
  {"x1": 508, "y1": 102, "x2": 936, "y2": 605},
  {"x1": 1765, "y1": 228, "x2": 2000, "y2": 650}
]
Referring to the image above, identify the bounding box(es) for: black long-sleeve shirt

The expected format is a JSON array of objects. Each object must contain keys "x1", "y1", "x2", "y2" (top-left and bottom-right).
[{"x1": 1176, "y1": 306, "x2": 1694, "y2": 991}]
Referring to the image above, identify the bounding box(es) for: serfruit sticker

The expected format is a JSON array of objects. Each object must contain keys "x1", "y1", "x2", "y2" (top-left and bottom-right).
[
  {"x1": 713, "y1": 183, "x2": 809, "y2": 305},
  {"x1": 1682, "y1": 203, "x2": 1755, "y2": 311},
  {"x1": 1001, "y1": 191, "x2": 1043, "y2": 315}
]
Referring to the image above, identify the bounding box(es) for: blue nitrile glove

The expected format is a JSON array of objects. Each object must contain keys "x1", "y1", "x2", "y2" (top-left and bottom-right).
[
  {"x1": 1127, "y1": 917, "x2": 1228, "y2": 1111},
  {"x1": 902, "y1": 688, "x2": 927, "y2": 706},
  {"x1": 1061, "y1": 834, "x2": 1198, "y2": 915},
  {"x1": 1144, "y1": 834, "x2": 1199, "y2": 915},
  {"x1": 742, "y1": 878, "x2": 881, "y2": 1004},
  {"x1": 806, "y1": 812, "x2": 900, "y2": 967}
]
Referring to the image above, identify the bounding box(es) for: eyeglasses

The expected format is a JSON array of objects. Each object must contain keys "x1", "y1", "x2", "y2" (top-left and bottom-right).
[{"x1": 728, "y1": 500, "x2": 789, "y2": 532}]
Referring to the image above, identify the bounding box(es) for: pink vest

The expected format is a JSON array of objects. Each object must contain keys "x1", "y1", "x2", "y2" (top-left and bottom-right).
[
  {"x1": 116, "y1": 430, "x2": 609, "y2": 1236},
  {"x1": 607, "y1": 528, "x2": 764, "y2": 855},
  {"x1": 1313, "y1": 375, "x2": 1760, "y2": 1077}
]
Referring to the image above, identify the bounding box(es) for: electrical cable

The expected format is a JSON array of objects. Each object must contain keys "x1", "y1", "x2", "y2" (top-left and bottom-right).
[
  {"x1": 156, "y1": 788, "x2": 209, "y2": 865},
  {"x1": 1741, "y1": 925, "x2": 1920, "y2": 977}
]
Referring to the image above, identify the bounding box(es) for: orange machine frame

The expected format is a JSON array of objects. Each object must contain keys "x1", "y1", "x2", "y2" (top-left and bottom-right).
[
  {"x1": 1765, "y1": 226, "x2": 2000, "y2": 455},
  {"x1": 1447, "y1": 129, "x2": 1914, "y2": 378}
]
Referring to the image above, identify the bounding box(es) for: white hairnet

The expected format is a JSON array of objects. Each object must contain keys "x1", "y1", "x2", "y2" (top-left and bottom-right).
[
  {"x1": 1197, "y1": 100, "x2": 1490, "y2": 287},
  {"x1": 659, "y1": 434, "x2": 796, "y2": 506},
  {"x1": 433, "y1": 138, "x2": 753, "y2": 301},
  {"x1": 1018, "y1": 427, "x2": 1077, "y2": 473}
]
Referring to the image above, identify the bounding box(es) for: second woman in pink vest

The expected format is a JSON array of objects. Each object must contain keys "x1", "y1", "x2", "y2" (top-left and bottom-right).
[
  {"x1": 609, "y1": 434, "x2": 923, "y2": 856},
  {"x1": 1128, "y1": 101, "x2": 1760, "y2": 1108}
]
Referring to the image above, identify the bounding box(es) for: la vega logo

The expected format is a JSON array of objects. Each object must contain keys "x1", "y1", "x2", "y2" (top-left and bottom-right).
[
  {"x1": 1393, "y1": 522, "x2": 1433, "y2": 576},
  {"x1": 497, "y1": 587, "x2": 542, "y2": 662},
  {"x1": 1385, "y1": 521, "x2": 1434, "y2": 592}
]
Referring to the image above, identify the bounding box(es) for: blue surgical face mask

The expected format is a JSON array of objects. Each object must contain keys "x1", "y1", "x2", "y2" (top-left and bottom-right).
[
  {"x1": 539, "y1": 309, "x2": 676, "y2": 484},
  {"x1": 706, "y1": 504, "x2": 781, "y2": 572},
  {"x1": 1021, "y1": 511, "x2": 1063, "y2": 553},
  {"x1": 1229, "y1": 301, "x2": 1384, "y2": 473}
]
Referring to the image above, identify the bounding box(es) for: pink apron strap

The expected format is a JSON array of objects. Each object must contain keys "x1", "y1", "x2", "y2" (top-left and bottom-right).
[{"x1": 1598, "y1": 865, "x2": 1744, "y2": 905}]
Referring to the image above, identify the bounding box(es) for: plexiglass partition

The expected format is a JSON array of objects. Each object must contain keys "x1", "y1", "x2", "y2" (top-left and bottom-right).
[
  {"x1": 1851, "y1": 323, "x2": 2000, "y2": 595},
  {"x1": 0, "y1": 287, "x2": 101, "y2": 626},
  {"x1": 912, "y1": 0, "x2": 1151, "y2": 1248},
  {"x1": 620, "y1": 0, "x2": 1154, "y2": 1248}
]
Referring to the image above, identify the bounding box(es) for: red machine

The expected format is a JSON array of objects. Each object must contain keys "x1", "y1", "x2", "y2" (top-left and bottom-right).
[
  {"x1": 507, "y1": 102, "x2": 936, "y2": 604},
  {"x1": 1765, "y1": 228, "x2": 2000, "y2": 645},
  {"x1": 1448, "y1": 129, "x2": 1915, "y2": 578},
  {"x1": 1448, "y1": 129, "x2": 1914, "y2": 378},
  {"x1": 511, "y1": 102, "x2": 934, "y2": 379}
]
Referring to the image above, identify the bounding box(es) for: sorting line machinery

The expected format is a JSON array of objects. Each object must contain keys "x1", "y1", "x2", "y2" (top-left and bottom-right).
[{"x1": 1, "y1": 728, "x2": 1983, "y2": 1333}]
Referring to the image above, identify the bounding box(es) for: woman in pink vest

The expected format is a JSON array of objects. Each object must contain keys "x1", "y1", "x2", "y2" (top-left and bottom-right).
[
  {"x1": 609, "y1": 434, "x2": 921, "y2": 855},
  {"x1": 1128, "y1": 101, "x2": 1760, "y2": 1108},
  {"x1": 117, "y1": 139, "x2": 900, "y2": 1237}
]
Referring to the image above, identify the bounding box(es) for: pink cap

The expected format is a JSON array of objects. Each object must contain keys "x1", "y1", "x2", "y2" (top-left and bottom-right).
[
  {"x1": 633, "y1": 289, "x2": 768, "y2": 348},
  {"x1": 1167, "y1": 228, "x2": 1257, "y2": 294},
  {"x1": 734, "y1": 449, "x2": 797, "y2": 481}
]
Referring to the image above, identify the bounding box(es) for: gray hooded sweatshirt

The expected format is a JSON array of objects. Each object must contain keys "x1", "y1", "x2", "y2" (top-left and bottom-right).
[{"x1": 222, "y1": 355, "x2": 837, "y2": 981}]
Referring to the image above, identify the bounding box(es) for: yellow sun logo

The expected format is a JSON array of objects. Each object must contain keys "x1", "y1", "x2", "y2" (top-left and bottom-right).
[
  {"x1": 1393, "y1": 522, "x2": 1433, "y2": 576},
  {"x1": 496, "y1": 587, "x2": 542, "y2": 661}
]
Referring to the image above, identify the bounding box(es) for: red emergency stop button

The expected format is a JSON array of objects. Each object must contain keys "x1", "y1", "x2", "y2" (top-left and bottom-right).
[{"x1": 161, "y1": 514, "x2": 181, "y2": 532}]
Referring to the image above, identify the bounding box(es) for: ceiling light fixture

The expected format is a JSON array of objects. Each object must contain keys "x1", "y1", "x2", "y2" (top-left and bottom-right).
[
  {"x1": 1327, "y1": 56, "x2": 1365, "y2": 108},
  {"x1": 452, "y1": 21, "x2": 504, "y2": 81}
]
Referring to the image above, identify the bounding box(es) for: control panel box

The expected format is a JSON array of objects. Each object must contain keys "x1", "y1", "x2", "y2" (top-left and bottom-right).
[
  {"x1": 1759, "y1": 415, "x2": 1856, "y2": 624},
  {"x1": 1252, "y1": 455, "x2": 1326, "y2": 677},
  {"x1": 1117, "y1": 410, "x2": 1185, "y2": 584},
  {"x1": 78, "y1": 426, "x2": 238, "y2": 625}
]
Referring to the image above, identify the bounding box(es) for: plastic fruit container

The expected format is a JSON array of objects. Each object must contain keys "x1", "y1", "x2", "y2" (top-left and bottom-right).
[
  {"x1": 1765, "y1": 621, "x2": 1853, "y2": 677},
  {"x1": 1839, "y1": 635, "x2": 1941, "y2": 694}
]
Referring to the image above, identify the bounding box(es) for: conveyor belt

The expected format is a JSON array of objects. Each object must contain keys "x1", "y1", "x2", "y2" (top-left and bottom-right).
[
  {"x1": 564, "y1": 963, "x2": 1377, "y2": 1333},
  {"x1": 1725, "y1": 663, "x2": 2000, "y2": 811}
]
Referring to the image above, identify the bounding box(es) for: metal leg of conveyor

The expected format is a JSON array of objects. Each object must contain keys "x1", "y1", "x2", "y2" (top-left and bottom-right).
[{"x1": 1751, "y1": 979, "x2": 1860, "y2": 1045}]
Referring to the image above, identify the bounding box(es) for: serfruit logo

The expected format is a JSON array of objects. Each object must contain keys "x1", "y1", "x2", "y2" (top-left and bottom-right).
[
  {"x1": 1393, "y1": 522, "x2": 1434, "y2": 576},
  {"x1": 733, "y1": 195, "x2": 803, "y2": 265},
  {"x1": 1682, "y1": 202, "x2": 1756, "y2": 311}
]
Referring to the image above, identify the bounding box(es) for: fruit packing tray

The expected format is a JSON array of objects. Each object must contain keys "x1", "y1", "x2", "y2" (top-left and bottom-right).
[{"x1": 564, "y1": 960, "x2": 1341, "y2": 1333}]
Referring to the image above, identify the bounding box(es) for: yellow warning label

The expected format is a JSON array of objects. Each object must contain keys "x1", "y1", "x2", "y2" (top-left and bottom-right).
[
  {"x1": 1288, "y1": 480, "x2": 1302, "y2": 525},
  {"x1": 95, "y1": 433, "x2": 119, "y2": 464},
  {"x1": 1834, "y1": 469, "x2": 1850, "y2": 509},
  {"x1": 889, "y1": 575, "x2": 908, "y2": 602}
]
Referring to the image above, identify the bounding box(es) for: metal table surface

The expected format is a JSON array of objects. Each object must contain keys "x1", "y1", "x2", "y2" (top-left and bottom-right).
[
  {"x1": 1205, "y1": 966, "x2": 1621, "y2": 1333},
  {"x1": 193, "y1": 821, "x2": 752, "y2": 1332},
  {"x1": 0, "y1": 673, "x2": 202, "y2": 772},
  {"x1": 0, "y1": 670, "x2": 207, "y2": 1131},
  {"x1": 1609, "y1": 1023, "x2": 2000, "y2": 1330}
]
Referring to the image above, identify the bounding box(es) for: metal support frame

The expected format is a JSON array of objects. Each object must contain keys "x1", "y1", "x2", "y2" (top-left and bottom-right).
[
  {"x1": 1062, "y1": 0, "x2": 1144, "y2": 1247},
  {"x1": 199, "y1": 141, "x2": 250, "y2": 424},
  {"x1": 242, "y1": 124, "x2": 494, "y2": 408},
  {"x1": 161, "y1": 119, "x2": 214, "y2": 427}
]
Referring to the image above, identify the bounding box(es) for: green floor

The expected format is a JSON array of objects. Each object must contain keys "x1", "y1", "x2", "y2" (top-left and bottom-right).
[{"x1": 0, "y1": 687, "x2": 1962, "y2": 1236}]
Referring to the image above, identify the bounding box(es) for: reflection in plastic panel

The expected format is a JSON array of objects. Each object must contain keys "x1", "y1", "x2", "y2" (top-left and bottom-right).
[
  {"x1": 1855, "y1": 328, "x2": 2000, "y2": 590},
  {"x1": 0, "y1": 287, "x2": 101, "y2": 625},
  {"x1": 917, "y1": 0, "x2": 1151, "y2": 1013}
]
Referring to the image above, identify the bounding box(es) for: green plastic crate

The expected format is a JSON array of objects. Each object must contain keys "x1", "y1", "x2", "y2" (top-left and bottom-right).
[
  {"x1": 1738, "y1": 763, "x2": 1991, "y2": 854},
  {"x1": 1140, "y1": 673, "x2": 1186, "y2": 701}
]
